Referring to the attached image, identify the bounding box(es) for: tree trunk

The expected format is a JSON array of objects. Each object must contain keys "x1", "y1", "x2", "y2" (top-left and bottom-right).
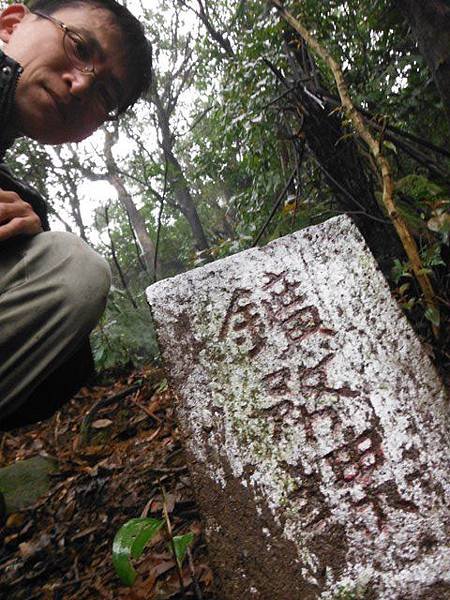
[
  {"x1": 166, "y1": 148, "x2": 210, "y2": 251},
  {"x1": 104, "y1": 204, "x2": 138, "y2": 309},
  {"x1": 103, "y1": 129, "x2": 158, "y2": 280},
  {"x1": 68, "y1": 189, "x2": 88, "y2": 242},
  {"x1": 398, "y1": 0, "x2": 450, "y2": 123},
  {"x1": 281, "y1": 34, "x2": 404, "y2": 277},
  {"x1": 54, "y1": 147, "x2": 89, "y2": 241},
  {"x1": 108, "y1": 174, "x2": 158, "y2": 281},
  {"x1": 153, "y1": 92, "x2": 209, "y2": 251}
]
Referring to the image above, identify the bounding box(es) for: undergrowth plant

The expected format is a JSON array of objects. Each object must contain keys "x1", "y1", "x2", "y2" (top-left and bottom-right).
[{"x1": 112, "y1": 515, "x2": 194, "y2": 587}]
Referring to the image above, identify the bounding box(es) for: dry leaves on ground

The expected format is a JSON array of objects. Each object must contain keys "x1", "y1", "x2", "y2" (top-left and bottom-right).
[{"x1": 0, "y1": 365, "x2": 215, "y2": 600}]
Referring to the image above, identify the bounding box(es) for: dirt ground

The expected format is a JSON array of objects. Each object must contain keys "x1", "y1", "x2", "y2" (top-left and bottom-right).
[{"x1": 0, "y1": 365, "x2": 215, "y2": 600}]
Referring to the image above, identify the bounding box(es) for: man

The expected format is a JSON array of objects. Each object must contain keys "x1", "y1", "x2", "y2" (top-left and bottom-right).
[{"x1": 0, "y1": 1, "x2": 152, "y2": 429}]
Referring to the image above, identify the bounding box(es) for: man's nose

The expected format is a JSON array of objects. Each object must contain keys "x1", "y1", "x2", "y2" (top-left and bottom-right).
[{"x1": 62, "y1": 69, "x2": 95, "y2": 99}]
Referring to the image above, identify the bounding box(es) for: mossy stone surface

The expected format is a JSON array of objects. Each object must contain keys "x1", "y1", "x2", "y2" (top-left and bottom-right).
[
  {"x1": 0, "y1": 455, "x2": 58, "y2": 514},
  {"x1": 147, "y1": 215, "x2": 450, "y2": 599}
]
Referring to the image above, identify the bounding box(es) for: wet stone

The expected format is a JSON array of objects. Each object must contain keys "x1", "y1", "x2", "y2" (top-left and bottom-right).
[
  {"x1": 146, "y1": 215, "x2": 450, "y2": 600},
  {"x1": 0, "y1": 455, "x2": 58, "y2": 514}
]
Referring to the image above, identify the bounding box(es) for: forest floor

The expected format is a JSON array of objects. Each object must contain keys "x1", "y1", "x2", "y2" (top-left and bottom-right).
[{"x1": 0, "y1": 365, "x2": 215, "y2": 600}]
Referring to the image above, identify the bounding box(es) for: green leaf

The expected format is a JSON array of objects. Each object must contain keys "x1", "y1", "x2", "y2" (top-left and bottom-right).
[
  {"x1": 172, "y1": 532, "x2": 195, "y2": 567},
  {"x1": 395, "y1": 175, "x2": 445, "y2": 202},
  {"x1": 392, "y1": 259, "x2": 411, "y2": 284},
  {"x1": 402, "y1": 298, "x2": 416, "y2": 311},
  {"x1": 156, "y1": 378, "x2": 168, "y2": 393},
  {"x1": 383, "y1": 140, "x2": 397, "y2": 154},
  {"x1": 425, "y1": 307, "x2": 440, "y2": 327},
  {"x1": 112, "y1": 517, "x2": 164, "y2": 586}
]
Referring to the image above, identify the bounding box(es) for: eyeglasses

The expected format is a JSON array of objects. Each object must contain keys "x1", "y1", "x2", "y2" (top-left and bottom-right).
[{"x1": 31, "y1": 10, "x2": 120, "y2": 120}]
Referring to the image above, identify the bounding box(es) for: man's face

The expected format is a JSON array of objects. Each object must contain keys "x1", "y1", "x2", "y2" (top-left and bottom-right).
[{"x1": 0, "y1": 4, "x2": 129, "y2": 144}]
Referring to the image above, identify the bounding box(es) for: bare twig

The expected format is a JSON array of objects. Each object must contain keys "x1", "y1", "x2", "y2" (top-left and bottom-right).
[
  {"x1": 132, "y1": 397, "x2": 162, "y2": 423},
  {"x1": 79, "y1": 384, "x2": 141, "y2": 444},
  {"x1": 105, "y1": 204, "x2": 138, "y2": 309},
  {"x1": 0, "y1": 433, "x2": 7, "y2": 466},
  {"x1": 151, "y1": 465, "x2": 189, "y2": 474},
  {"x1": 252, "y1": 169, "x2": 297, "y2": 247},
  {"x1": 320, "y1": 93, "x2": 450, "y2": 160},
  {"x1": 161, "y1": 484, "x2": 186, "y2": 594},
  {"x1": 154, "y1": 158, "x2": 169, "y2": 283},
  {"x1": 187, "y1": 546, "x2": 204, "y2": 600}
]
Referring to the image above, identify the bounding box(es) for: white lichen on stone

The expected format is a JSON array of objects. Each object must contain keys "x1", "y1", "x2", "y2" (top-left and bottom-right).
[{"x1": 147, "y1": 215, "x2": 450, "y2": 599}]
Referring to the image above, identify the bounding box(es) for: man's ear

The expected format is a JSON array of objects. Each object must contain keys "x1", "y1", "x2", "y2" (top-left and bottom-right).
[{"x1": 0, "y1": 4, "x2": 30, "y2": 44}]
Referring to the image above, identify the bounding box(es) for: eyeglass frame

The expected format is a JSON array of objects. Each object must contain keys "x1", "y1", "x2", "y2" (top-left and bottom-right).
[{"x1": 30, "y1": 10, "x2": 121, "y2": 121}]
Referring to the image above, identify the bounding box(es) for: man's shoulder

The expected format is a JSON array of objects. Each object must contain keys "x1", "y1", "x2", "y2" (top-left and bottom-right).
[
  {"x1": 0, "y1": 50, "x2": 22, "y2": 111},
  {"x1": 0, "y1": 162, "x2": 50, "y2": 231},
  {"x1": 0, "y1": 49, "x2": 23, "y2": 159}
]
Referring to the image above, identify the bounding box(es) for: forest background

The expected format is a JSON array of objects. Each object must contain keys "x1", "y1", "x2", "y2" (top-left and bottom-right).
[{"x1": 11, "y1": 0, "x2": 450, "y2": 374}]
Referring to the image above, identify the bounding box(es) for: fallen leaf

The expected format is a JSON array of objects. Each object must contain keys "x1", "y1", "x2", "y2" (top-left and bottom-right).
[
  {"x1": 19, "y1": 533, "x2": 51, "y2": 558},
  {"x1": 150, "y1": 559, "x2": 176, "y2": 578},
  {"x1": 6, "y1": 512, "x2": 27, "y2": 529},
  {"x1": 92, "y1": 419, "x2": 113, "y2": 429}
]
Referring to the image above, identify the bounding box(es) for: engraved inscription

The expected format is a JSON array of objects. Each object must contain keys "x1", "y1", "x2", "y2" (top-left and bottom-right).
[
  {"x1": 220, "y1": 273, "x2": 335, "y2": 358},
  {"x1": 219, "y1": 289, "x2": 267, "y2": 357},
  {"x1": 298, "y1": 404, "x2": 341, "y2": 445},
  {"x1": 283, "y1": 459, "x2": 330, "y2": 531},
  {"x1": 298, "y1": 355, "x2": 358, "y2": 400},
  {"x1": 219, "y1": 270, "x2": 404, "y2": 532},
  {"x1": 324, "y1": 428, "x2": 384, "y2": 487},
  {"x1": 262, "y1": 368, "x2": 291, "y2": 395},
  {"x1": 263, "y1": 272, "x2": 335, "y2": 349},
  {"x1": 262, "y1": 358, "x2": 358, "y2": 402}
]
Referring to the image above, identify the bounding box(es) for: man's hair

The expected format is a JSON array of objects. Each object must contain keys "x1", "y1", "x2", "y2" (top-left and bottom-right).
[{"x1": 29, "y1": 0, "x2": 152, "y2": 114}]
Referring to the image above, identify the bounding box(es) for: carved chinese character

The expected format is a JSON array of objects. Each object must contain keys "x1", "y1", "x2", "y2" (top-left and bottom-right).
[
  {"x1": 263, "y1": 272, "x2": 334, "y2": 347},
  {"x1": 298, "y1": 354, "x2": 358, "y2": 400},
  {"x1": 220, "y1": 289, "x2": 267, "y2": 357},
  {"x1": 324, "y1": 429, "x2": 384, "y2": 488},
  {"x1": 282, "y1": 459, "x2": 330, "y2": 531},
  {"x1": 262, "y1": 367, "x2": 292, "y2": 395},
  {"x1": 299, "y1": 403, "x2": 341, "y2": 445}
]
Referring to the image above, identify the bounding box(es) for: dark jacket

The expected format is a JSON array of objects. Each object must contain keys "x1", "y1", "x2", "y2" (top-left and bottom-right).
[{"x1": 0, "y1": 49, "x2": 95, "y2": 430}]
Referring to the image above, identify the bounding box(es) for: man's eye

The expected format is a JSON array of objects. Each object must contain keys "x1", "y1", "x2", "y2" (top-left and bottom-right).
[{"x1": 69, "y1": 34, "x2": 91, "y2": 62}]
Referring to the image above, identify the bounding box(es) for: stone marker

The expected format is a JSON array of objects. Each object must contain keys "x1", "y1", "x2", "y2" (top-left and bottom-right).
[{"x1": 146, "y1": 215, "x2": 450, "y2": 600}]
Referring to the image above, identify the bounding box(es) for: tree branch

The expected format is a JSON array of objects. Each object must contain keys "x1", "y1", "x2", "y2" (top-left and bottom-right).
[{"x1": 270, "y1": 0, "x2": 439, "y2": 335}]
